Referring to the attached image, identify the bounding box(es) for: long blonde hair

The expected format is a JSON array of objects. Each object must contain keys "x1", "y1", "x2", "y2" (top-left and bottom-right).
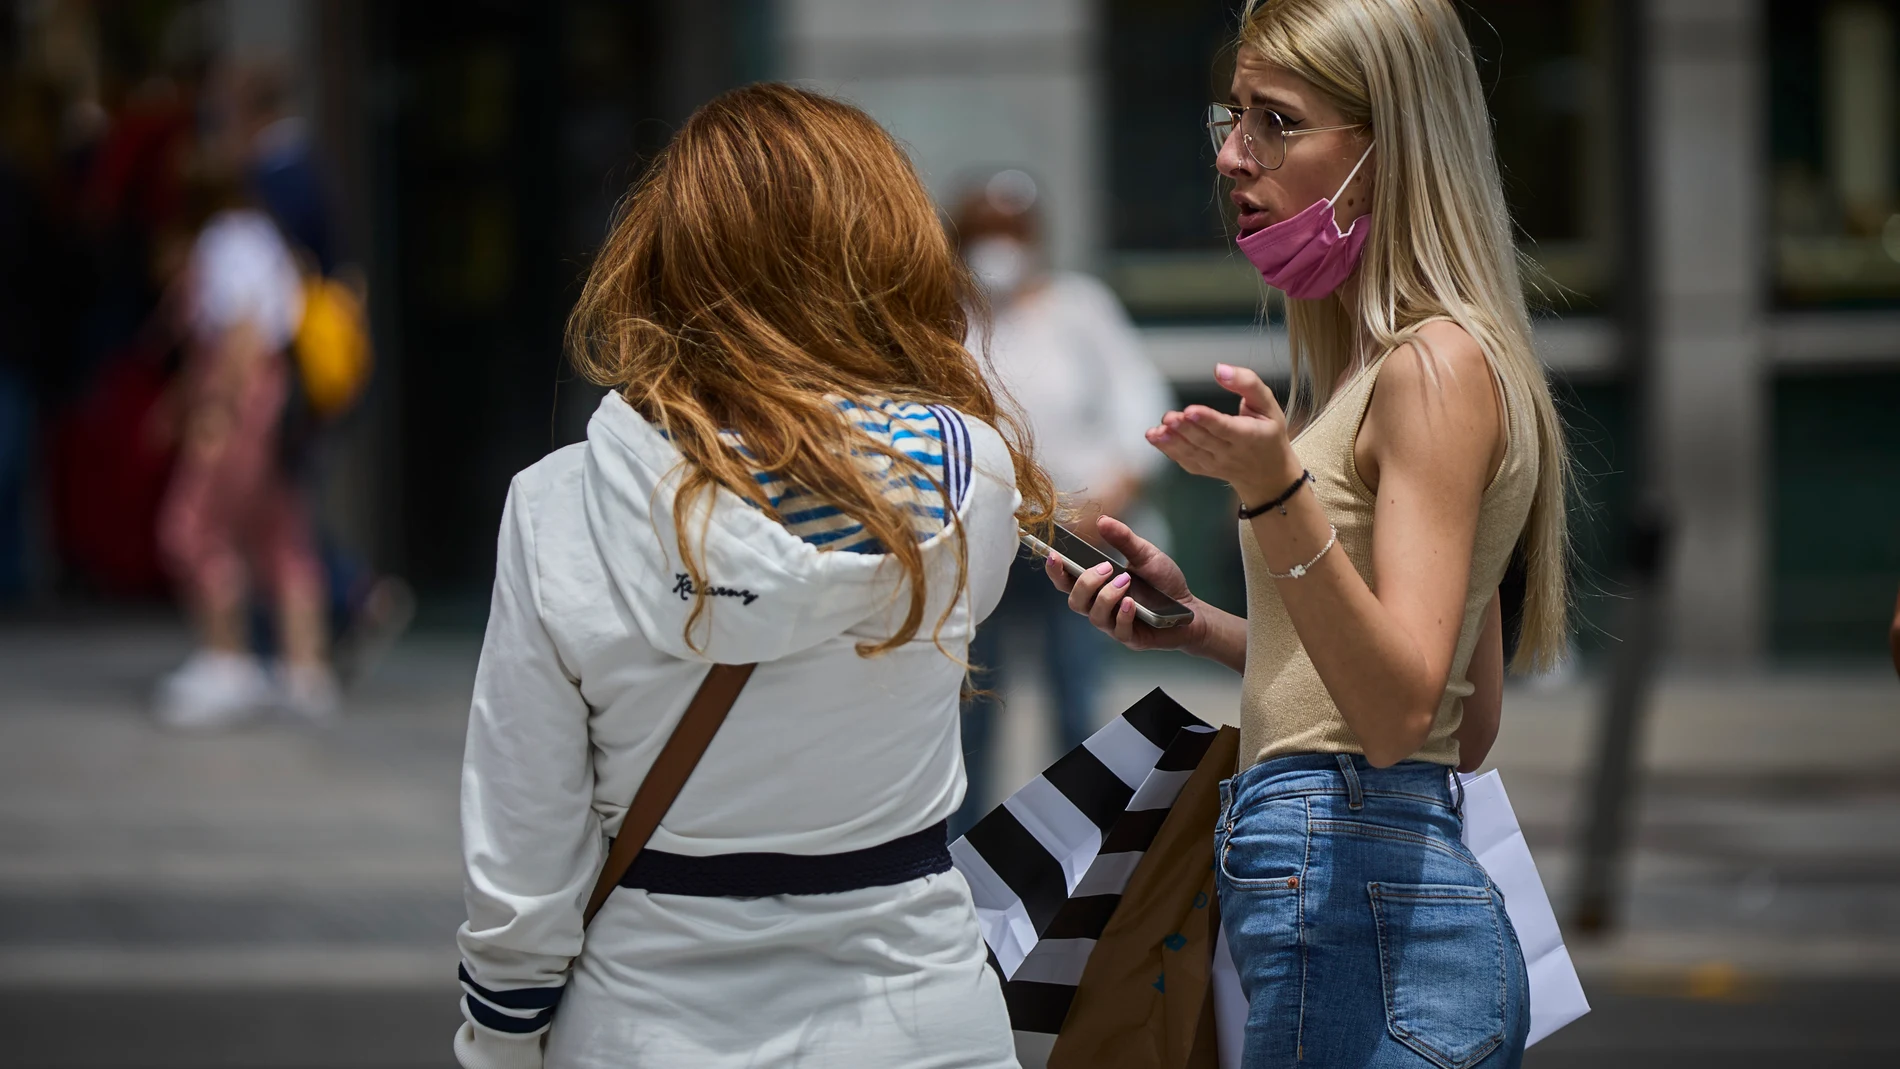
[
  {"x1": 1239, "y1": 0, "x2": 1571, "y2": 672},
  {"x1": 568, "y1": 84, "x2": 1056, "y2": 655}
]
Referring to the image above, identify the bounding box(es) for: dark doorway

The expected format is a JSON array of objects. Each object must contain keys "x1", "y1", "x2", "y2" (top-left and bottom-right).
[{"x1": 369, "y1": 1, "x2": 754, "y2": 604}]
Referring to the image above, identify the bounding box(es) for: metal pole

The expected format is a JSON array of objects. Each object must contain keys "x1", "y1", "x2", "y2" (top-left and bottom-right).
[
  {"x1": 1569, "y1": 0, "x2": 1671, "y2": 935},
  {"x1": 1571, "y1": 507, "x2": 1666, "y2": 932}
]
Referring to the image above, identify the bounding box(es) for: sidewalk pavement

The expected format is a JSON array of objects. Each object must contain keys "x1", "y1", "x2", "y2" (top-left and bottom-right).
[{"x1": 1, "y1": 618, "x2": 1896, "y2": 1066}]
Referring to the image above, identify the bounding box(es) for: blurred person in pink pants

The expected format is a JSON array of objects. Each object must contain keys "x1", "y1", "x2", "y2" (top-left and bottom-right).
[{"x1": 153, "y1": 165, "x2": 334, "y2": 728}]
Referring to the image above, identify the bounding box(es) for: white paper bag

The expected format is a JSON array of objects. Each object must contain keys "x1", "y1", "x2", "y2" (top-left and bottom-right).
[
  {"x1": 1212, "y1": 770, "x2": 1588, "y2": 1065},
  {"x1": 1211, "y1": 926, "x2": 1247, "y2": 1069},
  {"x1": 1455, "y1": 769, "x2": 1591, "y2": 1046}
]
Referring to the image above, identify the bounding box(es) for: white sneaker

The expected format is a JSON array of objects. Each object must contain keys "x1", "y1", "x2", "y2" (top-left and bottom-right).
[
  {"x1": 155, "y1": 650, "x2": 272, "y2": 731},
  {"x1": 277, "y1": 662, "x2": 342, "y2": 723}
]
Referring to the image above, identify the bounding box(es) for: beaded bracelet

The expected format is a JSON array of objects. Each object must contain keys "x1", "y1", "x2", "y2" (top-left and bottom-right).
[
  {"x1": 1238, "y1": 469, "x2": 1314, "y2": 519},
  {"x1": 1265, "y1": 525, "x2": 1338, "y2": 580}
]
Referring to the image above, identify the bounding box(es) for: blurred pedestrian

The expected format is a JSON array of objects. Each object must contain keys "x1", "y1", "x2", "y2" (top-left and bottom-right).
[
  {"x1": 951, "y1": 170, "x2": 1176, "y2": 831},
  {"x1": 152, "y1": 149, "x2": 333, "y2": 728},
  {"x1": 227, "y1": 59, "x2": 412, "y2": 684},
  {"x1": 1050, "y1": 1, "x2": 1571, "y2": 1064},
  {"x1": 454, "y1": 85, "x2": 1052, "y2": 1069},
  {"x1": 43, "y1": 61, "x2": 201, "y2": 598}
]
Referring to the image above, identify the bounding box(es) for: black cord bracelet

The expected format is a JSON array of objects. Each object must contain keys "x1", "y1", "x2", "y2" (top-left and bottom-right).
[{"x1": 1238, "y1": 469, "x2": 1314, "y2": 519}]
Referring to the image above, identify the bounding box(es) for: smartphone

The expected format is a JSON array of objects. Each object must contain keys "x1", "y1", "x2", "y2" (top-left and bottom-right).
[{"x1": 1020, "y1": 524, "x2": 1195, "y2": 629}]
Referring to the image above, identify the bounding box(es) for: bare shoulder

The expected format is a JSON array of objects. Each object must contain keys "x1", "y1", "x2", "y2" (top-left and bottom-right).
[
  {"x1": 1359, "y1": 320, "x2": 1502, "y2": 493},
  {"x1": 1378, "y1": 321, "x2": 1495, "y2": 413}
]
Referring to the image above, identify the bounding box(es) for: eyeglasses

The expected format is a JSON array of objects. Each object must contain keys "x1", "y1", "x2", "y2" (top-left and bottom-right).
[{"x1": 1206, "y1": 103, "x2": 1366, "y2": 171}]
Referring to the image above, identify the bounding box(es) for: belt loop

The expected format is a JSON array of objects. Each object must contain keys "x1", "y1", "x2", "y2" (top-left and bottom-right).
[
  {"x1": 1336, "y1": 754, "x2": 1364, "y2": 811},
  {"x1": 1448, "y1": 767, "x2": 1466, "y2": 817}
]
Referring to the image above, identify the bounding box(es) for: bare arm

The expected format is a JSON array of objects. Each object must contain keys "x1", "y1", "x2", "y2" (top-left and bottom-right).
[
  {"x1": 1151, "y1": 323, "x2": 1501, "y2": 766},
  {"x1": 1455, "y1": 590, "x2": 1504, "y2": 773}
]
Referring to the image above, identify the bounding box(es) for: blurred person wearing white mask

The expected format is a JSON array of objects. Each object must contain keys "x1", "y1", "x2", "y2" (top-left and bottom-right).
[{"x1": 951, "y1": 170, "x2": 1176, "y2": 832}]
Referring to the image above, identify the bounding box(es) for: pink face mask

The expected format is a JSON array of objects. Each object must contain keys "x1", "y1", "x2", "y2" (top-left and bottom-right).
[{"x1": 1236, "y1": 142, "x2": 1375, "y2": 300}]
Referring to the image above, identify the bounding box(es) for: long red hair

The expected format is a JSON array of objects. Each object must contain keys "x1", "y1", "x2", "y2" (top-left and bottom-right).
[{"x1": 569, "y1": 83, "x2": 1055, "y2": 654}]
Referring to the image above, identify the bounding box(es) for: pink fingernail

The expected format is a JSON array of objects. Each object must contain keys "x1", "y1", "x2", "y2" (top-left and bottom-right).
[
  {"x1": 1121, "y1": 599, "x2": 1134, "y2": 613},
  {"x1": 1187, "y1": 410, "x2": 1201, "y2": 422},
  {"x1": 1094, "y1": 562, "x2": 1114, "y2": 575},
  {"x1": 1111, "y1": 573, "x2": 1131, "y2": 588},
  {"x1": 1216, "y1": 363, "x2": 1234, "y2": 382}
]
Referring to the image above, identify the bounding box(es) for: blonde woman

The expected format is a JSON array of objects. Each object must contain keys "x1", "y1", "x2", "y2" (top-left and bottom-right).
[
  {"x1": 1053, "y1": 1, "x2": 1569, "y2": 1065},
  {"x1": 453, "y1": 85, "x2": 1051, "y2": 1069}
]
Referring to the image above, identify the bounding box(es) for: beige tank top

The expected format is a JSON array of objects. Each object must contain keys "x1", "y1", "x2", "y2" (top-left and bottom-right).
[{"x1": 1237, "y1": 345, "x2": 1536, "y2": 769}]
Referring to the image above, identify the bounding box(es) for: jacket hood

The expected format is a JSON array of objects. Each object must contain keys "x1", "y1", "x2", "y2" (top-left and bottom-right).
[{"x1": 580, "y1": 392, "x2": 971, "y2": 664}]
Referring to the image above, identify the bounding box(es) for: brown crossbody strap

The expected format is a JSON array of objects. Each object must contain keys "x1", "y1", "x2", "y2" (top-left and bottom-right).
[{"x1": 582, "y1": 663, "x2": 757, "y2": 926}]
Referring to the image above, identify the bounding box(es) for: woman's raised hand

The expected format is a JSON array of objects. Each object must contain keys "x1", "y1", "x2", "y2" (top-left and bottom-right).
[
  {"x1": 1147, "y1": 363, "x2": 1302, "y2": 507},
  {"x1": 1043, "y1": 515, "x2": 1207, "y2": 653}
]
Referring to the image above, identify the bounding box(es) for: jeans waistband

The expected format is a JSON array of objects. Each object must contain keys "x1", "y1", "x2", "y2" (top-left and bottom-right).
[
  {"x1": 1227, "y1": 753, "x2": 1460, "y2": 811},
  {"x1": 618, "y1": 820, "x2": 951, "y2": 897}
]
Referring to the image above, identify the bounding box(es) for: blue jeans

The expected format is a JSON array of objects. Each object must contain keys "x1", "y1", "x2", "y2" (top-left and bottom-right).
[
  {"x1": 1217, "y1": 754, "x2": 1529, "y2": 1069},
  {"x1": 954, "y1": 558, "x2": 1107, "y2": 834}
]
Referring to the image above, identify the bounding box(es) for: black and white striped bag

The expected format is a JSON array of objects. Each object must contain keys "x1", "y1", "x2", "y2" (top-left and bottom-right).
[{"x1": 949, "y1": 689, "x2": 1217, "y2": 1051}]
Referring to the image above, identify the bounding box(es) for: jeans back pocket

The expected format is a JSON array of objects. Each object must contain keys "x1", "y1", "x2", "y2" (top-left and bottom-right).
[{"x1": 1368, "y1": 882, "x2": 1507, "y2": 1069}]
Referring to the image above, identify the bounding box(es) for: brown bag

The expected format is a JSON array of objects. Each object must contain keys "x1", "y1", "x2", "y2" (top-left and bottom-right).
[
  {"x1": 582, "y1": 663, "x2": 756, "y2": 926},
  {"x1": 1048, "y1": 726, "x2": 1239, "y2": 1069}
]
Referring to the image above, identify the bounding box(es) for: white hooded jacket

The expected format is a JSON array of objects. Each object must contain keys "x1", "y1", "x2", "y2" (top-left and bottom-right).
[{"x1": 455, "y1": 392, "x2": 1023, "y2": 1069}]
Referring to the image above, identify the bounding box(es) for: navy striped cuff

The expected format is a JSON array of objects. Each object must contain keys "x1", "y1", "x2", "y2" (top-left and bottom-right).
[{"x1": 459, "y1": 963, "x2": 563, "y2": 1035}]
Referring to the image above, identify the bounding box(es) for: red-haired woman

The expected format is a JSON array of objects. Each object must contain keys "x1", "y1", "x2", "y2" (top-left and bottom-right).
[{"x1": 452, "y1": 84, "x2": 1053, "y2": 1069}]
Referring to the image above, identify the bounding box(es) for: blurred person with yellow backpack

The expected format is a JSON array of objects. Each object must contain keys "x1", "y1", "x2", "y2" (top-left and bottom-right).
[
  {"x1": 153, "y1": 65, "x2": 403, "y2": 729},
  {"x1": 234, "y1": 60, "x2": 410, "y2": 686},
  {"x1": 152, "y1": 144, "x2": 335, "y2": 728}
]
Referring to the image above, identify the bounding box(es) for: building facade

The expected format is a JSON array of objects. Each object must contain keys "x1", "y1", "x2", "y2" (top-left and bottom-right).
[{"x1": 17, "y1": 0, "x2": 1890, "y2": 662}]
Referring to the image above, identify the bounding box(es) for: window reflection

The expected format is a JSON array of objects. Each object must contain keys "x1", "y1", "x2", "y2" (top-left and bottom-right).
[{"x1": 1772, "y1": 0, "x2": 1900, "y2": 306}]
